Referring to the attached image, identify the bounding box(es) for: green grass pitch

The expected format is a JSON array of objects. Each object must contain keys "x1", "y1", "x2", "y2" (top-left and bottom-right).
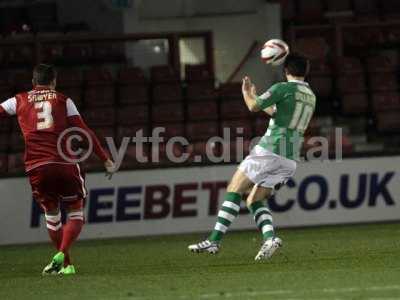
[{"x1": 1, "y1": 223, "x2": 400, "y2": 300}]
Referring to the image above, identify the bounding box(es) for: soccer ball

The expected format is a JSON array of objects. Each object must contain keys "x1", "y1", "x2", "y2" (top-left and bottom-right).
[{"x1": 261, "y1": 39, "x2": 290, "y2": 66}]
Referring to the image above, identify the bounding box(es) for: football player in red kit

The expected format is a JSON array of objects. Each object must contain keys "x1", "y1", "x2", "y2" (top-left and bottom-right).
[{"x1": 0, "y1": 64, "x2": 115, "y2": 275}]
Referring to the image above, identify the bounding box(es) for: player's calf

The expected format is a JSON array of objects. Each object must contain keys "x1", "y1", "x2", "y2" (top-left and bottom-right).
[{"x1": 59, "y1": 209, "x2": 84, "y2": 254}]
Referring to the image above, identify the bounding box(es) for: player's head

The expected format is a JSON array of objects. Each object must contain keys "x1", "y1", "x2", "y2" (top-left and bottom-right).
[
  {"x1": 283, "y1": 53, "x2": 310, "y2": 80},
  {"x1": 32, "y1": 64, "x2": 57, "y2": 88}
]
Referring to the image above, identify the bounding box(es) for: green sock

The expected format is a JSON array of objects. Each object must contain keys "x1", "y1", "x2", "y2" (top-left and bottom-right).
[
  {"x1": 248, "y1": 200, "x2": 274, "y2": 240},
  {"x1": 209, "y1": 192, "x2": 242, "y2": 242}
]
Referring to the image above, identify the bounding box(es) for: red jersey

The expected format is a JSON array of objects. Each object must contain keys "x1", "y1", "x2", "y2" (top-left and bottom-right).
[{"x1": 0, "y1": 86, "x2": 109, "y2": 172}]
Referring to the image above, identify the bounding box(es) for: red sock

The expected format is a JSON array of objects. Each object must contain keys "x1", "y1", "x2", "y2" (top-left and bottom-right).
[{"x1": 60, "y1": 219, "x2": 83, "y2": 254}]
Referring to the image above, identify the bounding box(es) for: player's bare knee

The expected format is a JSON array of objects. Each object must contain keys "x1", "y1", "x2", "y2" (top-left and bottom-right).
[{"x1": 246, "y1": 186, "x2": 272, "y2": 207}]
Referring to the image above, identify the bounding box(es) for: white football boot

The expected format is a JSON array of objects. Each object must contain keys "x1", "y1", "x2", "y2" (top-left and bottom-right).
[
  {"x1": 188, "y1": 240, "x2": 220, "y2": 254},
  {"x1": 254, "y1": 237, "x2": 282, "y2": 261}
]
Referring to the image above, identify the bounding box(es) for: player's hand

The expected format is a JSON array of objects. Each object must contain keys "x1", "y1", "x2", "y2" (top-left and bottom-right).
[
  {"x1": 104, "y1": 159, "x2": 116, "y2": 180},
  {"x1": 242, "y1": 76, "x2": 252, "y2": 94},
  {"x1": 242, "y1": 76, "x2": 257, "y2": 96}
]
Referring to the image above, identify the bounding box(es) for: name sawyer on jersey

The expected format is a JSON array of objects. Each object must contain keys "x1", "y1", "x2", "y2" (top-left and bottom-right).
[
  {"x1": 256, "y1": 80, "x2": 316, "y2": 161},
  {"x1": 0, "y1": 87, "x2": 109, "y2": 172}
]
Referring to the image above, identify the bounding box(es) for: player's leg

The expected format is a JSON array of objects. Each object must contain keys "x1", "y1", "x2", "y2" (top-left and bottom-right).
[
  {"x1": 57, "y1": 164, "x2": 86, "y2": 275},
  {"x1": 246, "y1": 185, "x2": 282, "y2": 260},
  {"x1": 29, "y1": 167, "x2": 66, "y2": 275},
  {"x1": 58, "y1": 206, "x2": 84, "y2": 275},
  {"x1": 188, "y1": 169, "x2": 254, "y2": 253}
]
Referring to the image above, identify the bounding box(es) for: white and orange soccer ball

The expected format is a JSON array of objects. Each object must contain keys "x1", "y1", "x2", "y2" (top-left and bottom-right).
[{"x1": 261, "y1": 39, "x2": 290, "y2": 66}]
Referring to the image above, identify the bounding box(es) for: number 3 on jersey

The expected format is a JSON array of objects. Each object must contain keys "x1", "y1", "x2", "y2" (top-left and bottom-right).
[{"x1": 35, "y1": 101, "x2": 54, "y2": 130}]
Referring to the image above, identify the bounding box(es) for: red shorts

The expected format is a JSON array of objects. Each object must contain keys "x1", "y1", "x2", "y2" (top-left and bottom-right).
[{"x1": 28, "y1": 163, "x2": 86, "y2": 213}]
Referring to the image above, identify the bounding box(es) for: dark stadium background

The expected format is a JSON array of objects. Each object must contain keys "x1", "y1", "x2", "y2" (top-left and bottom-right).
[{"x1": 0, "y1": 1, "x2": 400, "y2": 300}]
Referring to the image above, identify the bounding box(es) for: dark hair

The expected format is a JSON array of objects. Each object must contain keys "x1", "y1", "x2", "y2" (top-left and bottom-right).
[
  {"x1": 33, "y1": 64, "x2": 57, "y2": 85},
  {"x1": 284, "y1": 53, "x2": 310, "y2": 78}
]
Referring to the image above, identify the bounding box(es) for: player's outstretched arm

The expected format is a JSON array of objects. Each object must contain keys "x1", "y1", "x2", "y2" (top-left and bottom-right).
[
  {"x1": 68, "y1": 115, "x2": 116, "y2": 179},
  {"x1": 242, "y1": 76, "x2": 260, "y2": 112},
  {"x1": 66, "y1": 98, "x2": 116, "y2": 179}
]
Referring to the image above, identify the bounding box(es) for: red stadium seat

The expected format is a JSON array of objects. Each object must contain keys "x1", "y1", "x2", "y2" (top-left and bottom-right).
[
  {"x1": 116, "y1": 105, "x2": 148, "y2": 125},
  {"x1": 0, "y1": 153, "x2": 8, "y2": 174},
  {"x1": 186, "y1": 81, "x2": 217, "y2": 101},
  {"x1": 84, "y1": 85, "x2": 115, "y2": 107},
  {"x1": 63, "y1": 43, "x2": 91, "y2": 63},
  {"x1": 12, "y1": 72, "x2": 32, "y2": 91},
  {"x1": 82, "y1": 154, "x2": 105, "y2": 172},
  {"x1": 220, "y1": 119, "x2": 253, "y2": 138},
  {"x1": 326, "y1": 0, "x2": 351, "y2": 12},
  {"x1": 219, "y1": 82, "x2": 242, "y2": 98},
  {"x1": 376, "y1": 111, "x2": 400, "y2": 132},
  {"x1": 7, "y1": 152, "x2": 24, "y2": 174},
  {"x1": 57, "y1": 69, "x2": 83, "y2": 88},
  {"x1": 295, "y1": 37, "x2": 329, "y2": 60},
  {"x1": 308, "y1": 76, "x2": 333, "y2": 98},
  {"x1": 220, "y1": 99, "x2": 251, "y2": 119},
  {"x1": 305, "y1": 118, "x2": 321, "y2": 137},
  {"x1": 10, "y1": 131, "x2": 24, "y2": 152},
  {"x1": 151, "y1": 65, "x2": 180, "y2": 83},
  {"x1": 341, "y1": 93, "x2": 368, "y2": 114},
  {"x1": 0, "y1": 133, "x2": 9, "y2": 151},
  {"x1": 354, "y1": 0, "x2": 378, "y2": 15},
  {"x1": 82, "y1": 107, "x2": 116, "y2": 127},
  {"x1": 382, "y1": 0, "x2": 400, "y2": 14},
  {"x1": 119, "y1": 85, "x2": 149, "y2": 105},
  {"x1": 151, "y1": 123, "x2": 185, "y2": 139},
  {"x1": 369, "y1": 73, "x2": 398, "y2": 92},
  {"x1": 309, "y1": 60, "x2": 333, "y2": 76},
  {"x1": 337, "y1": 75, "x2": 367, "y2": 93},
  {"x1": 336, "y1": 57, "x2": 364, "y2": 74},
  {"x1": 185, "y1": 64, "x2": 214, "y2": 82},
  {"x1": 0, "y1": 117, "x2": 11, "y2": 133},
  {"x1": 119, "y1": 68, "x2": 146, "y2": 84},
  {"x1": 58, "y1": 86, "x2": 83, "y2": 108},
  {"x1": 280, "y1": 0, "x2": 296, "y2": 21},
  {"x1": 92, "y1": 43, "x2": 125, "y2": 62},
  {"x1": 92, "y1": 126, "x2": 115, "y2": 146},
  {"x1": 367, "y1": 55, "x2": 398, "y2": 73},
  {"x1": 254, "y1": 117, "x2": 270, "y2": 137},
  {"x1": 152, "y1": 103, "x2": 184, "y2": 122},
  {"x1": 186, "y1": 121, "x2": 219, "y2": 141},
  {"x1": 117, "y1": 125, "x2": 149, "y2": 143},
  {"x1": 297, "y1": 0, "x2": 324, "y2": 24},
  {"x1": 84, "y1": 69, "x2": 113, "y2": 85},
  {"x1": 153, "y1": 83, "x2": 183, "y2": 103},
  {"x1": 372, "y1": 93, "x2": 400, "y2": 111},
  {"x1": 187, "y1": 101, "x2": 218, "y2": 121}
]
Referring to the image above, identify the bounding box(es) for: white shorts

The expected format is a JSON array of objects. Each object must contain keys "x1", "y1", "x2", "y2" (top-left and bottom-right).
[{"x1": 238, "y1": 145, "x2": 297, "y2": 189}]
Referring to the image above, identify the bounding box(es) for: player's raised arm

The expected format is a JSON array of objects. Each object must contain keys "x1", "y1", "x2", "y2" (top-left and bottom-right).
[
  {"x1": 65, "y1": 98, "x2": 116, "y2": 179},
  {"x1": 242, "y1": 77, "x2": 276, "y2": 117},
  {"x1": 0, "y1": 97, "x2": 17, "y2": 117},
  {"x1": 242, "y1": 76, "x2": 260, "y2": 112}
]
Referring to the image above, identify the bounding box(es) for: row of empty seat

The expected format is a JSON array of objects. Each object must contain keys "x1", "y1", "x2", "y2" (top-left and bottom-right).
[{"x1": 281, "y1": 0, "x2": 400, "y2": 25}]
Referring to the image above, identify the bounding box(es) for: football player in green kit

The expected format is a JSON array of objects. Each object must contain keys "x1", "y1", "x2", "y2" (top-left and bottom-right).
[{"x1": 188, "y1": 54, "x2": 316, "y2": 260}]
